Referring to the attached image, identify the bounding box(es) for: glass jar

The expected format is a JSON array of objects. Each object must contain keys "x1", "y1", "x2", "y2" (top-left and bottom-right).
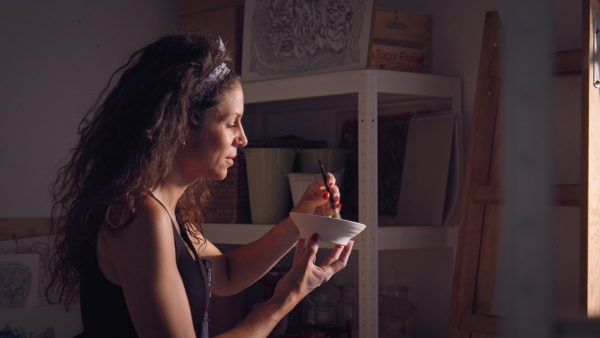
[
  {"x1": 379, "y1": 285, "x2": 408, "y2": 298},
  {"x1": 301, "y1": 282, "x2": 341, "y2": 337},
  {"x1": 302, "y1": 297, "x2": 335, "y2": 327},
  {"x1": 378, "y1": 285, "x2": 418, "y2": 338},
  {"x1": 336, "y1": 283, "x2": 359, "y2": 338}
]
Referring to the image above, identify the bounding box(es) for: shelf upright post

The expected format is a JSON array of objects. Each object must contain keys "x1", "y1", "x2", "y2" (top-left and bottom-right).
[{"x1": 357, "y1": 70, "x2": 379, "y2": 338}]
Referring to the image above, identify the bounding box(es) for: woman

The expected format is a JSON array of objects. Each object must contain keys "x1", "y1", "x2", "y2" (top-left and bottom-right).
[{"x1": 47, "y1": 34, "x2": 352, "y2": 337}]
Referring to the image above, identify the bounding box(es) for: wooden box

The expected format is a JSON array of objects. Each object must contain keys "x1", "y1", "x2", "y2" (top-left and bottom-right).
[
  {"x1": 180, "y1": 0, "x2": 244, "y2": 16},
  {"x1": 180, "y1": 6, "x2": 244, "y2": 74},
  {"x1": 368, "y1": 9, "x2": 432, "y2": 73}
]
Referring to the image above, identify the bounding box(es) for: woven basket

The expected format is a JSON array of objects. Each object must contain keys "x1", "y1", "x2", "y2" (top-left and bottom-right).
[{"x1": 204, "y1": 152, "x2": 251, "y2": 223}]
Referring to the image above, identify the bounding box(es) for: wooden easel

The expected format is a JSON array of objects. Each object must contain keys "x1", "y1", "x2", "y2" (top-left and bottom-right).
[
  {"x1": 447, "y1": 11, "x2": 507, "y2": 337},
  {"x1": 447, "y1": 9, "x2": 592, "y2": 337}
]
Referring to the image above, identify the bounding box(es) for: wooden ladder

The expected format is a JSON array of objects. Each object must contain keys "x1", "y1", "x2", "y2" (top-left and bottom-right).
[{"x1": 447, "y1": 10, "x2": 588, "y2": 337}]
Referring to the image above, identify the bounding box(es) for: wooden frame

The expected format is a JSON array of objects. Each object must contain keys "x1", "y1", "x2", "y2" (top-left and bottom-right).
[{"x1": 0, "y1": 218, "x2": 55, "y2": 242}]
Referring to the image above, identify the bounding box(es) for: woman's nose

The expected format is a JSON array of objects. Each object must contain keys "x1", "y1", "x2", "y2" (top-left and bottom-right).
[{"x1": 236, "y1": 127, "x2": 248, "y2": 147}]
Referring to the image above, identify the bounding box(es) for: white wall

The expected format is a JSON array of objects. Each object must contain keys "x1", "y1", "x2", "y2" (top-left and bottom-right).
[
  {"x1": 0, "y1": 0, "x2": 179, "y2": 217},
  {"x1": 381, "y1": 0, "x2": 581, "y2": 148}
]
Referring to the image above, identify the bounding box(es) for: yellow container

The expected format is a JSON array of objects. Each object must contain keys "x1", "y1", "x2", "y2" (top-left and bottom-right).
[{"x1": 244, "y1": 148, "x2": 295, "y2": 224}]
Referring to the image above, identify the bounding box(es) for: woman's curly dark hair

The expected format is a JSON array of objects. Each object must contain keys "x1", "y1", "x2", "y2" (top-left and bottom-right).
[{"x1": 46, "y1": 34, "x2": 240, "y2": 309}]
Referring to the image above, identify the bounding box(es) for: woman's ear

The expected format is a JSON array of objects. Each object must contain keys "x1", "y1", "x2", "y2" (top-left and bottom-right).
[{"x1": 179, "y1": 128, "x2": 192, "y2": 149}]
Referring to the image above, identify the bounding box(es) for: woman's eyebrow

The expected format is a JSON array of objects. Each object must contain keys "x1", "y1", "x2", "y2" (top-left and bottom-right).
[
  {"x1": 216, "y1": 111, "x2": 242, "y2": 122},
  {"x1": 226, "y1": 112, "x2": 243, "y2": 118}
]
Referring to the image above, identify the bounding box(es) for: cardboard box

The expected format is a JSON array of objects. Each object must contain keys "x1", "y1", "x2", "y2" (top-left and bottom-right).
[
  {"x1": 368, "y1": 9, "x2": 432, "y2": 73},
  {"x1": 180, "y1": 0, "x2": 244, "y2": 16},
  {"x1": 180, "y1": 6, "x2": 244, "y2": 74}
]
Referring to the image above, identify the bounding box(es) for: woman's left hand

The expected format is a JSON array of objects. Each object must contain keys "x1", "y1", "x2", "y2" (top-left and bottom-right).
[
  {"x1": 291, "y1": 172, "x2": 341, "y2": 217},
  {"x1": 272, "y1": 235, "x2": 353, "y2": 308}
]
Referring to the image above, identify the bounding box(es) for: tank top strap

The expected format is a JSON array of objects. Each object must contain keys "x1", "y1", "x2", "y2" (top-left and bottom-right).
[
  {"x1": 147, "y1": 192, "x2": 177, "y2": 228},
  {"x1": 147, "y1": 192, "x2": 212, "y2": 303},
  {"x1": 147, "y1": 193, "x2": 200, "y2": 259}
]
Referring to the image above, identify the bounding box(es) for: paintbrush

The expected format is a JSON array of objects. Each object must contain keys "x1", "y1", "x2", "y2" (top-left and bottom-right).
[{"x1": 319, "y1": 159, "x2": 341, "y2": 219}]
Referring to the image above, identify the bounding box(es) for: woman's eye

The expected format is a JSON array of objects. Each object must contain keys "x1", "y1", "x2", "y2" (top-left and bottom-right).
[{"x1": 225, "y1": 116, "x2": 242, "y2": 128}]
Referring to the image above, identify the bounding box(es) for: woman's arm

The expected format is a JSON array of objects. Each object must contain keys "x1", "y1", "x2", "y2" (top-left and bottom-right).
[
  {"x1": 215, "y1": 236, "x2": 354, "y2": 338},
  {"x1": 199, "y1": 216, "x2": 299, "y2": 296},
  {"x1": 201, "y1": 173, "x2": 341, "y2": 296}
]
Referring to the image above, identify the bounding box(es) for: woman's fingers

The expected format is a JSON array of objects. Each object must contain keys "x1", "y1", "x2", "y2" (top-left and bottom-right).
[
  {"x1": 301, "y1": 234, "x2": 320, "y2": 266},
  {"x1": 293, "y1": 238, "x2": 307, "y2": 266},
  {"x1": 333, "y1": 241, "x2": 353, "y2": 268},
  {"x1": 283, "y1": 236, "x2": 354, "y2": 297},
  {"x1": 291, "y1": 172, "x2": 342, "y2": 216},
  {"x1": 321, "y1": 173, "x2": 341, "y2": 216},
  {"x1": 298, "y1": 237, "x2": 353, "y2": 273},
  {"x1": 322, "y1": 172, "x2": 334, "y2": 186},
  {"x1": 320, "y1": 241, "x2": 354, "y2": 279},
  {"x1": 321, "y1": 244, "x2": 345, "y2": 266}
]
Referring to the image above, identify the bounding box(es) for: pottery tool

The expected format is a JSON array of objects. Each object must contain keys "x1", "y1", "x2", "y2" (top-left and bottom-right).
[{"x1": 319, "y1": 160, "x2": 341, "y2": 219}]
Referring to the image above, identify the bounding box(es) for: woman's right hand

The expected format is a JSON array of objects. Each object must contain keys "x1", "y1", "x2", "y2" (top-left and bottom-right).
[
  {"x1": 272, "y1": 234, "x2": 353, "y2": 308},
  {"x1": 291, "y1": 173, "x2": 341, "y2": 217}
]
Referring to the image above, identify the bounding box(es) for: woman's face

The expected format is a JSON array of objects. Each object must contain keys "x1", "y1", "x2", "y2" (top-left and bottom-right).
[{"x1": 176, "y1": 83, "x2": 247, "y2": 181}]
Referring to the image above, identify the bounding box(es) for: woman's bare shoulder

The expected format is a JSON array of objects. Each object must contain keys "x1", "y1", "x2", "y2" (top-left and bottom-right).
[
  {"x1": 98, "y1": 196, "x2": 175, "y2": 261},
  {"x1": 96, "y1": 195, "x2": 177, "y2": 285}
]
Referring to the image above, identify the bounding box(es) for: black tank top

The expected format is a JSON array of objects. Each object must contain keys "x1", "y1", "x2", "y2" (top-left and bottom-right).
[{"x1": 79, "y1": 196, "x2": 210, "y2": 337}]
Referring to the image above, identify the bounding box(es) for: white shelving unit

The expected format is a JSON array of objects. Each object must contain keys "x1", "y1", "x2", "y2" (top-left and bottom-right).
[{"x1": 204, "y1": 69, "x2": 461, "y2": 337}]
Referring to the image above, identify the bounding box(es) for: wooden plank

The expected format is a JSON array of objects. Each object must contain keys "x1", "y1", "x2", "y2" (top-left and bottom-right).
[
  {"x1": 0, "y1": 218, "x2": 55, "y2": 241},
  {"x1": 473, "y1": 205, "x2": 502, "y2": 318},
  {"x1": 582, "y1": 0, "x2": 600, "y2": 316},
  {"x1": 471, "y1": 84, "x2": 505, "y2": 333},
  {"x1": 489, "y1": 58, "x2": 502, "y2": 80},
  {"x1": 459, "y1": 313, "x2": 505, "y2": 335},
  {"x1": 448, "y1": 11, "x2": 503, "y2": 338},
  {"x1": 556, "y1": 49, "x2": 582, "y2": 76},
  {"x1": 474, "y1": 184, "x2": 581, "y2": 206}
]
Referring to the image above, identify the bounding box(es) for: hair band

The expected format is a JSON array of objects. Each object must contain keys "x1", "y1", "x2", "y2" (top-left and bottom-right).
[{"x1": 191, "y1": 36, "x2": 230, "y2": 101}]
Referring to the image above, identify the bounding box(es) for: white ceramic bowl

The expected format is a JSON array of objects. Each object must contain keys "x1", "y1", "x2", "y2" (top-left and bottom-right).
[{"x1": 289, "y1": 212, "x2": 366, "y2": 245}]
